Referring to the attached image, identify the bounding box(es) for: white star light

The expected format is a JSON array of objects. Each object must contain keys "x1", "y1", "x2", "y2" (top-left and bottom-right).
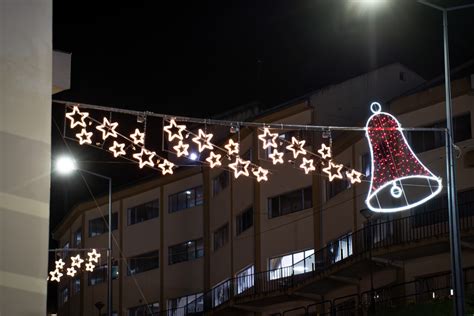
[
  {"x1": 76, "y1": 128, "x2": 93, "y2": 145},
  {"x1": 300, "y1": 157, "x2": 316, "y2": 174},
  {"x1": 173, "y1": 140, "x2": 189, "y2": 157},
  {"x1": 66, "y1": 267, "x2": 77, "y2": 277},
  {"x1": 252, "y1": 166, "x2": 269, "y2": 182},
  {"x1": 130, "y1": 128, "x2": 145, "y2": 145},
  {"x1": 286, "y1": 137, "x2": 306, "y2": 159},
  {"x1": 109, "y1": 141, "x2": 126, "y2": 157},
  {"x1": 206, "y1": 151, "x2": 222, "y2": 168},
  {"x1": 132, "y1": 148, "x2": 156, "y2": 169},
  {"x1": 317, "y1": 143, "x2": 332, "y2": 159},
  {"x1": 71, "y1": 254, "x2": 85, "y2": 268},
  {"x1": 96, "y1": 117, "x2": 119, "y2": 140},
  {"x1": 163, "y1": 119, "x2": 186, "y2": 142},
  {"x1": 268, "y1": 149, "x2": 284, "y2": 165},
  {"x1": 55, "y1": 258, "x2": 66, "y2": 270},
  {"x1": 228, "y1": 157, "x2": 250, "y2": 179},
  {"x1": 192, "y1": 129, "x2": 214, "y2": 152},
  {"x1": 85, "y1": 262, "x2": 95, "y2": 272},
  {"x1": 65, "y1": 106, "x2": 89, "y2": 128},
  {"x1": 258, "y1": 127, "x2": 278, "y2": 149},
  {"x1": 224, "y1": 139, "x2": 239, "y2": 155},
  {"x1": 87, "y1": 249, "x2": 101, "y2": 263},
  {"x1": 159, "y1": 159, "x2": 175, "y2": 175},
  {"x1": 346, "y1": 169, "x2": 363, "y2": 184},
  {"x1": 49, "y1": 269, "x2": 63, "y2": 282},
  {"x1": 323, "y1": 160, "x2": 343, "y2": 182}
]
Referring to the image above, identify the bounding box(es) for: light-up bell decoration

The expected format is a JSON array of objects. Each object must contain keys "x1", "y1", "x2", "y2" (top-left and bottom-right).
[
  {"x1": 76, "y1": 128, "x2": 93, "y2": 145},
  {"x1": 228, "y1": 157, "x2": 250, "y2": 178},
  {"x1": 224, "y1": 139, "x2": 239, "y2": 155},
  {"x1": 252, "y1": 166, "x2": 269, "y2": 182},
  {"x1": 96, "y1": 117, "x2": 119, "y2": 140},
  {"x1": 286, "y1": 137, "x2": 306, "y2": 159},
  {"x1": 87, "y1": 249, "x2": 101, "y2": 263},
  {"x1": 173, "y1": 140, "x2": 189, "y2": 157},
  {"x1": 300, "y1": 157, "x2": 315, "y2": 174},
  {"x1": 130, "y1": 128, "x2": 145, "y2": 145},
  {"x1": 206, "y1": 151, "x2": 222, "y2": 168},
  {"x1": 163, "y1": 119, "x2": 186, "y2": 142},
  {"x1": 192, "y1": 129, "x2": 213, "y2": 152},
  {"x1": 258, "y1": 127, "x2": 278, "y2": 149},
  {"x1": 109, "y1": 141, "x2": 126, "y2": 157},
  {"x1": 365, "y1": 102, "x2": 442, "y2": 213},
  {"x1": 323, "y1": 160, "x2": 343, "y2": 181},
  {"x1": 66, "y1": 106, "x2": 89, "y2": 128},
  {"x1": 318, "y1": 143, "x2": 332, "y2": 159},
  {"x1": 268, "y1": 149, "x2": 284, "y2": 165},
  {"x1": 133, "y1": 148, "x2": 156, "y2": 169}
]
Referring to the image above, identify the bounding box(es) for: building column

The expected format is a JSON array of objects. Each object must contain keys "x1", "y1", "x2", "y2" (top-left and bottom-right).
[{"x1": 0, "y1": 0, "x2": 52, "y2": 314}]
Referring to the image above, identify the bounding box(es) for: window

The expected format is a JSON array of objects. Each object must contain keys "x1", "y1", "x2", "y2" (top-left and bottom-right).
[
  {"x1": 168, "y1": 238, "x2": 204, "y2": 265},
  {"x1": 72, "y1": 277, "x2": 81, "y2": 295},
  {"x1": 59, "y1": 286, "x2": 69, "y2": 306},
  {"x1": 167, "y1": 293, "x2": 203, "y2": 315},
  {"x1": 88, "y1": 262, "x2": 119, "y2": 286},
  {"x1": 127, "y1": 199, "x2": 159, "y2": 225},
  {"x1": 328, "y1": 233, "x2": 353, "y2": 263},
  {"x1": 128, "y1": 302, "x2": 159, "y2": 316},
  {"x1": 361, "y1": 152, "x2": 371, "y2": 178},
  {"x1": 269, "y1": 249, "x2": 314, "y2": 280},
  {"x1": 213, "y1": 224, "x2": 229, "y2": 251},
  {"x1": 268, "y1": 186, "x2": 312, "y2": 218},
  {"x1": 212, "y1": 171, "x2": 229, "y2": 196},
  {"x1": 127, "y1": 250, "x2": 159, "y2": 275},
  {"x1": 73, "y1": 228, "x2": 82, "y2": 247},
  {"x1": 326, "y1": 175, "x2": 350, "y2": 200},
  {"x1": 88, "y1": 213, "x2": 118, "y2": 237},
  {"x1": 212, "y1": 280, "x2": 230, "y2": 307},
  {"x1": 236, "y1": 265, "x2": 254, "y2": 294},
  {"x1": 236, "y1": 207, "x2": 253, "y2": 235},
  {"x1": 168, "y1": 186, "x2": 203, "y2": 213}
]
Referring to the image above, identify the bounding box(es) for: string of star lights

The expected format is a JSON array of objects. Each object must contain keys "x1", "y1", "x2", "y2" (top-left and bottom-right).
[{"x1": 48, "y1": 248, "x2": 104, "y2": 282}]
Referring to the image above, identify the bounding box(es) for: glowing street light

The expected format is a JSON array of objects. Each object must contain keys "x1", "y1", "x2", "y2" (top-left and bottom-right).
[{"x1": 55, "y1": 156, "x2": 77, "y2": 174}]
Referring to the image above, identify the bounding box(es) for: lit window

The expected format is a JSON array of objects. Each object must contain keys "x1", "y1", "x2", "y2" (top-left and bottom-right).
[
  {"x1": 168, "y1": 238, "x2": 204, "y2": 265},
  {"x1": 128, "y1": 302, "x2": 159, "y2": 316},
  {"x1": 328, "y1": 233, "x2": 353, "y2": 263},
  {"x1": 167, "y1": 293, "x2": 203, "y2": 315},
  {"x1": 269, "y1": 249, "x2": 314, "y2": 280},
  {"x1": 73, "y1": 228, "x2": 82, "y2": 247},
  {"x1": 212, "y1": 280, "x2": 230, "y2": 307},
  {"x1": 236, "y1": 265, "x2": 254, "y2": 294},
  {"x1": 168, "y1": 186, "x2": 203, "y2": 213}
]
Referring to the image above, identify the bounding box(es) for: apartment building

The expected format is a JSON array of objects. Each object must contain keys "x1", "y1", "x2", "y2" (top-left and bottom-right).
[{"x1": 51, "y1": 66, "x2": 474, "y2": 315}]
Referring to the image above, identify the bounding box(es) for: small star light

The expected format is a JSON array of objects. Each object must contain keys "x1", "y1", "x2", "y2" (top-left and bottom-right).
[
  {"x1": 70, "y1": 254, "x2": 85, "y2": 268},
  {"x1": 133, "y1": 148, "x2": 156, "y2": 168},
  {"x1": 55, "y1": 258, "x2": 66, "y2": 270},
  {"x1": 300, "y1": 157, "x2": 316, "y2": 174},
  {"x1": 206, "y1": 151, "x2": 222, "y2": 168},
  {"x1": 49, "y1": 269, "x2": 63, "y2": 282},
  {"x1": 317, "y1": 143, "x2": 332, "y2": 159},
  {"x1": 258, "y1": 127, "x2": 278, "y2": 149},
  {"x1": 109, "y1": 141, "x2": 126, "y2": 157},
  {"x1": 286, "y1": 137, "x2": 307, "y2": 159},
  {"x1": 66, "y1": 267, "x2": 77, "y2": 277},
  {"x1": 268, "y1": 149, "x2": 284, "y2": 165},
  {"x1": 323, "y1": 160, "x2": 343, "y2": 182},
  {"x1": 87, "y1": 249, "x2": 101, "y2": 263},
  {"x1": 252, "y1": 166, "x2": 269, "y2": 182},
  {"x1": 346, "y1": 169, "x2": 363, "y2": 184},
  {"x1": 228, "y1": 157, "x2": 250, "y2": 179},
  {"x1": 85, "y1": 262, "x2": 95, "y2": 272},
  {"x1": 96, "y1": 117, "x2": 119, "y2": 140},
  {"x1": 159, "y1": 159, "x2": 175, "y2": 175},
  {"x1": 224, "y1": 139, "x2": 239, "y2": 155},
  {"x1": 163, "y1": 119, "x2": 186, "y2": 142},
  {"x1": 130, "y1": 128, "x2": 145, "y2": 145},
  {"x1": 173, "y1": 140, "x2": 189, "y2": 157},
  {"x1": 76, "y1": 128, "x2": 93, "y2": 145},
  {"x1": 65, "y1": 106, "x2": 89, "y2": 128},
  {"x1": 192, "y1": 129, "x2": 214, "y2": 152}
]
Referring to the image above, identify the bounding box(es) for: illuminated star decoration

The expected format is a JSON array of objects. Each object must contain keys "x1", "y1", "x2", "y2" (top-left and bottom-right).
[
  {"x1": 323, "y1": 160, "x2": 343, "y2": 182},
  {"x1": 192, "y1": 129, "x2": 214, "y2": 152},
  {"x1": 71, "y1": 254, "x2": 85, "y2": 268},
  {"x1": 65, "y1": 106, "x2": 89, "y2": 128},
  {"x1": 66, "y1": 267, "x2": 77, "y2": 277},
  {"x1": 96, "y1": 117, "x2": 119, "y2": 140},
  {"x1": 87, "y1": 249, "x2": 101, "y2": 263},
  {"x1": 173, "y1": 140, "x2": 189, "y2": 157},
  {"x1": 300, "y1": 157, "x2": 316, "y2": 174},
  {"x1": 252, "y1": 166, "x2": 269, "y2": 182},
  {"x1": 224, "y1": 139, "x2": 239, "y2": 155},
  {"x1": 228, "y1": 157, "x2": 250, "y2": 179},
  {"x1": 76, "y1": 128, "x2": 93, "y2": 145},
  {"x1": 55, "y1": 258, "x2": 66, "y2": 270},
  {"x1": 346, "y1": 169, "x2": 363, "y2": 184},
  {"x1": 268, "y1": 149, "x2": 284, "y2": 165},
  {"x1": 109, "y1": 141, "x2": 126, "y2": 157},
  {"x1": 158, "y1": 159, "x2": 175, "y2": 175},
  {"x1": 317, "y1": 143, "x2": 332, "y2": 159},
  {"x1": 133, "y1": 148, "x2": 156, "y2": 169},
  {"x1": 206, "y1": 151, "x2": 222, "y2": 168},
  {"x1": 258, "y1": 127, "x2": 278, "y2": 149},
  {"x1": 163, "y1": 119, "x2": 186, "y2": 142},
  {"x1": 49, "y1": 269, "x2": 63, "y2": 282},
  {"x1": 286, "y1": 137, "x2": 307, "y2": 159},
  {"x1": 85, "y1": 262, "x2": 95, "y2": 272},
  {"x1": 130, "y1": 128, "x2": 145, "y2": 145}
]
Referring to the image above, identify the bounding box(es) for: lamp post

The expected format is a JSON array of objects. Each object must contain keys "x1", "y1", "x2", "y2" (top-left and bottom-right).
[{"x1": 56, "y1": 156, "x2": 113, "y2": 316}]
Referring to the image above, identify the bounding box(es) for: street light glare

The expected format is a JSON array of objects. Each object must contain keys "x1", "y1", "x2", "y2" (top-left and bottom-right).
[
  {"x1": 351, "y1": 0, "x2": 387, "y2": 5},
  {"x1": 56, "y1": 156, "x2": 77, "y2": 174}
]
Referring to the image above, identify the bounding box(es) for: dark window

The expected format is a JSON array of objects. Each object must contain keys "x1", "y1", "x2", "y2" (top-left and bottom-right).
[
  {"x1": 127, "y1": 250, "x2": 159, "y2": 276},
  {"x1": 214, "y1": 224, "x2": 229, "y2": 251},
  {"x1": 361, "y1": 152, "x2": 371, "y2": 178},
  {"x1": 72, "y1": 277, "x2": 81, "y2": 295},
  {"x1": 236, "y1": 207, "x2": 253, "y2": 235},
  {"x1": 59, "y1": 286, "x2": 69, "y2": 306},
  {"x1": 88, "y1": 262, "x2": 119, "y2": 285},
  {"x1": 326, "y1": 176, "x2": 350, "y2": 200},
  {"x1": 168, "y1": 186, "x2": 203, "y2": 213},
  {"x1": 213, "y1": 171, "x2": 229, "y2": 196},
  {"x1": 268, "y1": 186, "x2": 312, "y2": 218},
  {"x1": 127, "y1": 199, "x2": 159, "y2": 225},
  {"x1": 73, "y1": 228, "x2": 82, "y2": 247},
  {"x1": 408, "y1": 113, "x2": 471, "y2": 153},
  {"x1": 128, "y1": 302, "x2": 159, "y2": 316},
  {"x1": 168, "y1": 238, "x2": 204, "y2": 265},
  {"x1": 88, "y1": 213, "x2": 118, "y2": 237}
]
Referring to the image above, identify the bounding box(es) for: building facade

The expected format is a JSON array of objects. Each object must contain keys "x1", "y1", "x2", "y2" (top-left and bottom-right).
[{"x1": 52, "y1": 70, "x2": 474, "y2": 315}]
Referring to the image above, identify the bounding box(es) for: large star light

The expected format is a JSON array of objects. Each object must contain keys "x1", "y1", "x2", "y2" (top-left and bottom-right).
[
  {"x1": 85, "y1": 262, "x2": 95, "y2": 272},
  {"x1": 268, "y1": 149, "x2": 284, "y2": 165},
  {"x1": 173, "y1": 140, "x2": 189, "y2": 157},
  {"x1": 133, "y1": 148, "x2": 156, "y2": 169},
  {"x1": 49, "y1": 269, "x2": 63, "y2": 282},
  {"x1": 70, "y1": 254, "x2": 84, "y2": 268},
  {"x1": 109, "y1": 141, "x2": 126, "y2": 157},
  {"x1": 258, "y1": 127, "x2": 278, "y2": 149},
  {"x1": 300, "y1": 157, "x2": 316, "y2": 174},
  {"x1": 87, "y1": 249, "x2": 101, "y2": 263},
  {"x1": 163, "y1": 119, "x2": 186, "y2": 142},
  {"x1": 192, "y1": 129, "x2": 213, "y2": 152},
  {"x1": 286, "y1": 137, "x2": 306, "y2": 159},
  {"x1": 206, "y1": 151, "x2": 222, "y2": 168},
  {"x1": 55, "y1": 258, "x2": 66, "y2": 270},
  {"x1": 323, "y1": 160, "x2": 343, "y2": 182},
  {"x1": 159, "y1": 159, "x2": 175, "y2": 175},
  {"x1": 66, "y1": 267, "x2": 77, "y2": 277},
  {"x1": 96, "y1": 117, "x2": 119, "y2": 140},
  {"x1": 224, "y1": 139, "x2": 239, "y2": 155},
  {"x1": 317, "y1": 143, "x2": 332, "y2": 159},
  {"x1": 346, "y1": 169, "x2": 362, "y2": 184},
  {"x1": 228, "y1": 157, "x2": 250, "y2": 179},
  {"x1": 76, "y1": 128, "x2": 93, "y2": 145},
  {"x1": 65, "y1": 106, "x2": 89, "y2": 128},
  {"x1": 130, "y1": 128, "x2": 145, "y2": 145},
  {"x1": 252, "y1": 166, "x2": 269, "y2": 182}
]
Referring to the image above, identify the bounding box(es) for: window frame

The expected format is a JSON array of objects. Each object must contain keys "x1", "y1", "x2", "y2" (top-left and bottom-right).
[
  {"x1": 213, "y1": 223, "x2": 229, "y2": 251},
  {"x1": 236, "y1": 206, "x2": 253, "y2": 236},
  {"x1": 268, "y1": 186, "x2": 313, "y2": 219},
  {"x1": 127, "y1": 198, "x2": 160, "y2": 226},
  {"x1": 88, "y1": 213, "x2": 118, "y2": 237},
  {"x1": 127, "y1": 250, "x2": 160, "y2": 276},
  {"x1": 168, "y1": 186, "x2": 203, "y2": 213},
  {"x1": 168, "y1": 238, "x2": 204, "y2": 265}
]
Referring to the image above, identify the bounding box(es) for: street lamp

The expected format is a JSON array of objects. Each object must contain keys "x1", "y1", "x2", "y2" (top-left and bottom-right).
[{"x1": 55, "y1": 156, "x2": 113, "y2": 316}]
